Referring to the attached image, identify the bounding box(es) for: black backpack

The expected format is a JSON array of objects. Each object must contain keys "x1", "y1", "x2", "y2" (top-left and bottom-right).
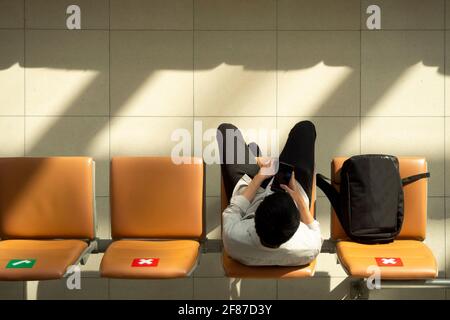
[{"x1": 316, "y1": 154, "x2": 430, "y2": 244}]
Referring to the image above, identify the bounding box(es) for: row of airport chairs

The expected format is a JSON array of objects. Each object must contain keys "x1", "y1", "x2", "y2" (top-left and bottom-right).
[{"x1": 0, "y1": 156, "x2": 437, "y2": 282}]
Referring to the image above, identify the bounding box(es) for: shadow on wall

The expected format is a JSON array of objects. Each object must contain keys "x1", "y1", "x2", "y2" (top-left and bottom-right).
[{"x1": 0, "y1": 28, "x2": 445, "y2": 194}]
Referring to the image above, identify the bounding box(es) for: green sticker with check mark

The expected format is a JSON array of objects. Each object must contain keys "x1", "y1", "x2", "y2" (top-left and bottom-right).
[{"x1": 6, "y1": 259, "x2": 36, "y2": 269}]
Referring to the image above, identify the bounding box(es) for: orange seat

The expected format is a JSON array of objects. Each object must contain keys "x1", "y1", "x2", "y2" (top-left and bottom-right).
[
  {"x1": 330, "y1": 157, "x2": 438, "y2": 280},
  {"x1": 101, "y1": 240, "x2": 199, "y2": 279},
  {"x1": 336, "y1": 241, "x2": 437, "y2": 279},
  {"x1": 0, "y1": 157, "x2": 96, "y2": 281},
  {"x1": 0, "y1": 240, "x2": 88, "y2": 281},
  {"x1": 100, "y1": 157, "x2": 204, "y2": 279},
  {"x1": 220, "y1": 175, "x2": 317, "y2": 278}
]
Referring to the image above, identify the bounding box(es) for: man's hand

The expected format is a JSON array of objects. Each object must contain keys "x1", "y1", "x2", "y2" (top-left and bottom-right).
[
  {"x1": 280, "y1": 172, "x2": 301, "y2": 202},
  {"x1": 255, "y1": 157, "x2": 276, "y2": 180},
  {"x1": 280, "y1": 172, "x2": 314, "y2": 225}
]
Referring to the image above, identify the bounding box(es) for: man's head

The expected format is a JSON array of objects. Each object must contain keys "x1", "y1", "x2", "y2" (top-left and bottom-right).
[{"x1": 254, "y1": 192, "x2": 300, "y2": 248}]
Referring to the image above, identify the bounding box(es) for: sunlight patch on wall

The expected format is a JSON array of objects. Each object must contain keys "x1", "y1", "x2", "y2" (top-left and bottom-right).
[
  {"x1": 109, "y1": 116, "x2": 194, "y2": 157},
  {"x1": 113, "y1": 70, "x2": 193, "y2": 116},
  {"x1": 361, "y1": 115, "x2": 444, "y2": 158},
  {"x1": 26, "y1": 68, "x2": 102, "y2": 116},
  {"x1": 363, "y1": 62, "x2": 444, "y2": 116},
  {"x1": 208, "y1": 225, "x2": 221, "y2": 240},
  {"x1": 194, "y1": 63, "x2": 276, "y2": 116},
  {"x1": 278, "y1": 62, "x2": 354, "y2": 116},
  {"x1": 85, "y1": 123, "x2": 110, "y2": 159},
  {"x1": 0, "y1": 62, "x2": 24, "y2": 115}
]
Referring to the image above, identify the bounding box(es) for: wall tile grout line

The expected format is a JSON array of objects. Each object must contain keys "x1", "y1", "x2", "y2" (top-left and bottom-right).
[
  {"x1": 22, "y1": 0, "x2": 27, "y2": 156},
  {"x1": 6, "y1": 28, "x2": 450, "y2": 32},
  {"x1": 108, "y1": 0, "x2": 111, "y2": 300},
  {"x1": 359, "y1": 0, "x2": 363, "y2": 156},
  {"x1": 275, "y1": 0, "x2": 278, "y2": 137},
  {"x1": 193, "y1": 3, "x2": 205, "y2": 299},
  {"x1": 6, "y1": 115, "x2": 450, "y2": 118},
  {"x1": 192, "y1": 5, "x2": 197, "y2": 298},
  {"x1": 193, "y1": 275, "x2": 348, "y2": 279},
  {"x1": 23, "y1": 0, "x2": 26, "y2": 157},
  {"x1": 108, "y1": 0, "x2": 111, "y2": 163},
  {"x1": 444, "y1": 0, "x2": 448, "y2": 283},
  {"x1": 7, "y1": 113, "x2": 450, "y2": 119},
  {"x1": 23, "y1": 0, "x2": 26, "y2": 299},
  {"x1": 193, "y1": 0, "x2": 195, "y2": 156},
  {"x1": 18, "y1": 28, "x2": 197, "y2": 32}
]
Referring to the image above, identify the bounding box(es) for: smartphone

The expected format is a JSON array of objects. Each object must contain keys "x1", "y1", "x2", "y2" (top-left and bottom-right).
[{"x1": 270, "y1": 161, "x2": 294, "y2": 193}]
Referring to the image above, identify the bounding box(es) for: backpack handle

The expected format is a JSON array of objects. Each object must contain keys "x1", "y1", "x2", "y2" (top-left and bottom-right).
[
  {"x1": 401, "y1": 172, "x2": 430, "y2": 186},
  {"x1": 316, "y1": 173, "x2": 341, "y2": 215}
]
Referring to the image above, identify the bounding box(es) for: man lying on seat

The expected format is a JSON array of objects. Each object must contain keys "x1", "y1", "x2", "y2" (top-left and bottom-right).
[{"x1": 218, "y1": 121, "x2": 322, "y2": 266}]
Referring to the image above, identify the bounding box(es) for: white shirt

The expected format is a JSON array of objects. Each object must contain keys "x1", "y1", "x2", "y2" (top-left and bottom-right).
[{"x1": 222, "y1": 174, "x2": 322, "y2": 266}]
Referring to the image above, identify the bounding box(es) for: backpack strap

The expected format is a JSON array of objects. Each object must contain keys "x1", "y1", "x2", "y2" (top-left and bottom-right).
[
  {"x1": 316, "y1": 173, "x2": 341, "y2": 215},
  {"x1": 401, "y1": 172, "x2": 430, "y2": 186}
]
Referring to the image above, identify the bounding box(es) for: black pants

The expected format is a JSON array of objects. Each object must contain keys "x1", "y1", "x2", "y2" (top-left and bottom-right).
[{"x1": 217, "y1": 121, "x2": 316, "y2": 206}]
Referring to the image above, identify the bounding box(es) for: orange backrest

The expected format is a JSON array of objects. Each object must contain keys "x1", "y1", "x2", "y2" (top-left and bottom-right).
[
  {"x1": 330, "y1": 157, "x2": 428, "y2": 241},
  {"x1": 110, "y1": 157, "x2": 204, "y2": 239},
  {"x1": 0, "y1": 157, "x2": 95, "y2": 240}
]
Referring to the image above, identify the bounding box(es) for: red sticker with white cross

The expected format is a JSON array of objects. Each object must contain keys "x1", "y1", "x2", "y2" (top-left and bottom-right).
[
  {"x1": 131, "y1": 258, "x2": 159, "y2": 267},
  {"x1": 375, "y1": 257, "x2": 403, "y2": 267}
]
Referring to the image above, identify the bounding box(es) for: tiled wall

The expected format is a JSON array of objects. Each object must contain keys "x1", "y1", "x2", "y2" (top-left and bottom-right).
[{"x1": 0, "y1": 0, "x2": 448, "y2": 299}]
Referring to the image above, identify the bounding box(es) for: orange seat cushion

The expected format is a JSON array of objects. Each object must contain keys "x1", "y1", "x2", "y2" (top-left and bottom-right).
[
  {"x1": 336, "y1": 240, "x2": 438, "y2": 279},
  {"x1": 222, "y1": 252, "x2": 316, "y2": 278},
  {"x1": 0, "y1": 239, "x2": 88, "y2": 280},
  {"x1": 100, "y1": 240, "x2": 200, "y2": 279}
]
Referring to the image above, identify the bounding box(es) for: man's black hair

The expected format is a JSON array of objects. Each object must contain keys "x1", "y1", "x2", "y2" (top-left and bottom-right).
[{"x1": 254, "y1": 192, "x2": 300, "y2": 248}]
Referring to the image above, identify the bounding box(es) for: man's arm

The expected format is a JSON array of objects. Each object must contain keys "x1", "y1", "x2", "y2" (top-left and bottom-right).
[
  {"x1": 240, "y1": 157, "x2": 275, "y2": 203},
  {"x1": 241, "y1": 174, "x2": 266, "y2": 203}
]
